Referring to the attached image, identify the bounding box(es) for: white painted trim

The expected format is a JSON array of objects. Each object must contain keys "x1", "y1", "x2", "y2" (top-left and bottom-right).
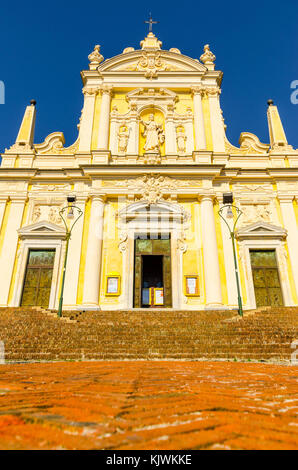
[
  {"x1": 239, "y1": 240, "x2": 293, "y2": 309},
  {"x1": 11, "y1": 239, "x2": 64, "y2": 309},
  {"x1": 118, "y1": 201, "x2": 187, "y2": 309}
]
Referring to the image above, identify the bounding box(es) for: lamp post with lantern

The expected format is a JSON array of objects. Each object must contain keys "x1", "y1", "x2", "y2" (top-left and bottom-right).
[
  {"x1": 218, "y1": 193, "x2": 243, "y2": 317},
  {"x1": 57, "y1": 195, "x2": 83, "y2": 318}
]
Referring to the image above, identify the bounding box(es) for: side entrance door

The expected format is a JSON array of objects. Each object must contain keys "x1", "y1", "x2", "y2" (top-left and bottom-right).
[
  {"x1": 21, "y1": 249, "x2": 55, "y2": 308},
  {"x1": 250, "y1": 249, "x2": 283, "y2": 307}
]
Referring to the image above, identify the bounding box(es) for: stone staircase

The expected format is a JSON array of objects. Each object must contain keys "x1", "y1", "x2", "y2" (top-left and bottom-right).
[{"x1": 0, "y1": 306, "x2": 297, "y2": 363}]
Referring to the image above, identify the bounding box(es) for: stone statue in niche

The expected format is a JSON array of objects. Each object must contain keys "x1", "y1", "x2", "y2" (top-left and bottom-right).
[
  {"x1": 176, "y1": 125, "x2": 187, "y2": 153},
  {"x1": 140, "y1": 114, "x2": 165, "y2": 153},
  {"x1": 117, "y1": 123, "x2": 130, "y2": 153}
]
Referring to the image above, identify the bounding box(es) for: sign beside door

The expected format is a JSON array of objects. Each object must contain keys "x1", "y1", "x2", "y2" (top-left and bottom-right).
[
  {"x1": 142, "y1": 287, "x2": 164, "y2": 306},
  {"x1": 106, "y1": 274, "x2": 121, "y2": 296},
  {"x1": 185, "y1": 275, "x2": 199, "y2": 296}
]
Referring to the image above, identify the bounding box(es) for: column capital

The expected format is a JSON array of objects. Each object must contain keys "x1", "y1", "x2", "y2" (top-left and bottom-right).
[
  {"x1": 99, "y1": 85, "x2": 113, "y2": 97},
  {"x1": 205, "y1": 86, "x2": 221, "y2": 97},
  {"x1": 89, "y1": 193, "x2": 106, "y2": 203},
  {"x1": 75, "y1": 195, "x2": 89, "y2": 204},
  {"x1": 9, "y1": 194, "x2": 27, "y2": 203},
  {"x1": 278, "y1": 193, "x2": 294, "y2": 203},
  {"x1": 191, "y1": 85, "x2": 203, "y2": 96},
  {"x1": 82, "y1": 87, "x2": 99, "y2": 96},
  {"x1": 198, "y1": 193, "x2": 216, "y2": 203}
]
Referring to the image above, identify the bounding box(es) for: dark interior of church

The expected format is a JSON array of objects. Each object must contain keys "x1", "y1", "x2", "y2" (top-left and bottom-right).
[{"x1": 142, "y1": 255, "x2": 163, "y2": 288}]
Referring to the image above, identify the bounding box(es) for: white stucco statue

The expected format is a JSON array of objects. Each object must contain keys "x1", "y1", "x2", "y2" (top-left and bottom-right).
[
  {"x1": 140, "y1": 114, "x2": 164, "y2": 153},
  {"x1": 176, "y1": 126, "x2": 187, "y2": 153},
  {"x1": 117, "y1": 123, "x2": 130, "y2": 153}
]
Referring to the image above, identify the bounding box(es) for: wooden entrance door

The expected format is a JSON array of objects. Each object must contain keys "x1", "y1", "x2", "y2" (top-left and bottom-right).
[
  {"x1": 134, "y1": 236, "x2": 172, "y2": 308},
  {"x1": 250, "y1": 250, "x2": 283, "y2": 307},
  {"x1": 21, "y1": 250, "x2": 55, "y2": 308}
]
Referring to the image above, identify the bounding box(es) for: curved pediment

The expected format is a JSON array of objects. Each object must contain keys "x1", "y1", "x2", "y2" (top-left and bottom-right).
[
  {"x1": 98, "y1": 49, "x2": 207, "y2": 74},
  {"x1": 118, "y1": 200, "x2": 189, "y2": 223}
]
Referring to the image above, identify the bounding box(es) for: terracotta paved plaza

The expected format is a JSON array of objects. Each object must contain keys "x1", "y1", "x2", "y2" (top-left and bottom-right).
[{"x1": 0, "y1": 361, "x2": 297, "y2": 450}]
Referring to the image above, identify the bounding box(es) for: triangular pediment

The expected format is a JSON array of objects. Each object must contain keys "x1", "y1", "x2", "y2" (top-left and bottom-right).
[
  {"x1": 98, "y1": 50, "x2": 207, "y2": 74},
  {"x1": 236, "y1": 222, "x2": 287, "y2": 240},
  {"x1": 18, "y1": 220, "x2": 66, "y2": 239}
]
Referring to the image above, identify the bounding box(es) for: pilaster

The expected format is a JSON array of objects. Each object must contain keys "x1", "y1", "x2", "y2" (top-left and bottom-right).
[
  {"x1": 97, "y1": 85, "x2": 113, "y2": 150},
  {"x1": 0, "y1": 196, "x2": 26, "y2": 306},
  {"x1": 165, "y1": 106, "x2": 176, "y2": 155},
  {"x1": 78, "y1": 87, "x2": 99, "y2": 152},
  {"x1": 191, "y1": 86, "x2": 206, "y2": 150},
  {"x1": 200, "y1": 194, "x2": 223, "y2": 307},
  {"x1": 218, "y1": 197, "x2": 238, "y2": 307},
  {"x1": 278, "y1": 194, "x2": 298, "y2": 298},
  {"x1": 63, "y1": 196, "x2": 87, "y2": 307},
  {"x1": 206, "y1": 87, "x2": 226, "y2": 153},
  {"x1": 127, "y1": 116, "x2": 139, "y2": 155},
  {"x1": 82, "y1": 194, "x2": 106, "y2": 307},
  {"x1": 0, "y1": 197, "x2": 8, "y2": 231}
]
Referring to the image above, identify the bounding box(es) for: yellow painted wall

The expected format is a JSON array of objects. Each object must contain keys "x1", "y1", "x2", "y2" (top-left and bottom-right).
[
  {"x1": 175, "y1": 92, "x2": 193, "y2": 114},
  {"x1": 16, "y1": 107, "x2": 34, "y2": 142},
  {"x1": 111, "y1": 92, "x2": 130, "y2": 115},
  {"x1": 180, "y1": 200, "x2": 205, "y2": 305},
  {"x1": 7, "y1": 200, "x2": 29, "y2": 304},
  {"x1": 0, "y1": 201, "x2": 10, "y2": 256},
  {"x1": 275, "y1": 196, "x2": 298, "y2": 303},
  {"x1": 213, "y1": 200, "x2": 228, "y2": 305},
  {"x1": 227, "y1": 192, "x2": 247, "y2": 305},
  {"x1": 293, "y1": 198, "x2": 298, "y2": 227},
  {"x1": 235, "y1": 240, "x2": 247, "y2": 306},
  {"x1": 100, "y1": 200, "x2": 123, "y2": 305},
  {"x1": 201, "y1": 95, "x2": 213, "y2": 151},
  {"x1": 91, "y1": 94, "x2": 101, "y2": 150}
]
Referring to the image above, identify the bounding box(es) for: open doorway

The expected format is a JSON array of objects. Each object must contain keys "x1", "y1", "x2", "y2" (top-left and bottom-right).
[
  {"x1": 133, "y1": 235, "x2": 172, "y2": 308},
  {"x1": 141, "y1": 255, "x2": 163, "y2": 307}
]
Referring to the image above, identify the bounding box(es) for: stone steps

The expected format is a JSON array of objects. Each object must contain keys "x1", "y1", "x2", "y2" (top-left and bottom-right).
[{"x1": 0, "y1": 306, "x2": 297, "y2": 362}]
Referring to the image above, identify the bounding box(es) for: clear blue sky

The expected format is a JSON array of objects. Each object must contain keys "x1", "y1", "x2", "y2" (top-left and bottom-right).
[{"x1": 0, "y1": 0, "x2": 297, "y2": 152}]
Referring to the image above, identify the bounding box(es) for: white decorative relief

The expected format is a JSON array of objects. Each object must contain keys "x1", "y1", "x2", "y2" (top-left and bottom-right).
[{"x1": 31, "y1": 204, "x2": 63, "y2": 226}]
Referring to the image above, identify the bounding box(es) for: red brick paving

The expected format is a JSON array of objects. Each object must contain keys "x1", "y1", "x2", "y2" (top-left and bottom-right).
[{"x1": 0, "y1": 361, "x2": 297, "y2": 450}]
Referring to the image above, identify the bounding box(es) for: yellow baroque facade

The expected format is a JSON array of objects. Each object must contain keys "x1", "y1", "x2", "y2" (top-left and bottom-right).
[{"x1": 1, "y1": 33, "x2": 298, "y2": 311}]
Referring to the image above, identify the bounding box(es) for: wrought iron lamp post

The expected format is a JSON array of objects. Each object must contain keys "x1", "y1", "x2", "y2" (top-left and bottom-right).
[
  {"x1": 218, "y1": 193, "x2": 243, "y2": 317},
  {"x1": 57, "y1": 195, "x2": 83, "y2": 318}
]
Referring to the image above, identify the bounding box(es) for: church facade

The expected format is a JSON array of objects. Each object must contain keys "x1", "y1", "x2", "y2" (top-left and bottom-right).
[{"x1": 1, "y1": 32, "x2": 298, "y2": 311}]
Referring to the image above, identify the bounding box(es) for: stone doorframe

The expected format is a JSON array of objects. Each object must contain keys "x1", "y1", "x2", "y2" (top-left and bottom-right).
[
  {"x1": 236, "y1": 222, "x2": 293, "y2": 309},
  {"x1": 11, "y1": 221, "x2": 66, "y2": 309},
  {"x1": 117, "y1": 200, "x2": 190, "y2": 309}
]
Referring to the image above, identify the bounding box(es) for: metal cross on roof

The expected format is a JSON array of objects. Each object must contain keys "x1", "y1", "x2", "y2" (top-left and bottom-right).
[{"x1": 145, "y1": 13, "x2": 158, "y2": 33}]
